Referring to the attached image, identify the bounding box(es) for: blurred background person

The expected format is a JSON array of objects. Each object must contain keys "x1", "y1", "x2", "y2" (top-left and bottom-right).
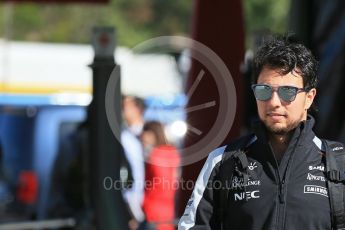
[
  {"x1": 140, "y1": 121, "x2": 180, "y2": 230},
  {"x1": 123, "y1": 95, "x2": 146, "y2": 137},
  {"x1": 121, "y1": 95, "x2": 147, "y2": 229}
]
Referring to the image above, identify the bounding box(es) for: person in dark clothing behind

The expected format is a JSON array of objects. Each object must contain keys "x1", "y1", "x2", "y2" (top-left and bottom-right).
[{"x1": 178, "y1": 34, "x2": 339, "y2": 230}]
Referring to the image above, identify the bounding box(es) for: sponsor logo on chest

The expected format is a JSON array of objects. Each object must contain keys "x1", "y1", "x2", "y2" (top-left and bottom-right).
[
  {"x1": 234, "y1": 190, "x2": 260, "y2": 201},
  {"x1": 231, "y1": 176, "x2": 261, "y2": 189},
  {"x1": 304, "y1": 185, "x2": 328, "y2": 197},
  {"x1": 332, "y1": 146, "x2": 344, "y2": 152},
  {"x1": 307, "y1": 173, "x2": 326, "y2": 182},
  {"x1": 248, "y1": 162, "x2": 258, "y2": 171},
  {"x1": 308, "y1": 165, "x2": 325, "y2": 172}
]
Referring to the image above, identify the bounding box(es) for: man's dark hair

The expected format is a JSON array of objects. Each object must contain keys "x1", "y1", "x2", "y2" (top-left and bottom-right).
[
  {"x1": 252, "y1": 34, "x2": 318, "y2": 90},
  {"x1": 122, "y1": 95, "x2": 147, "y2": 114},
  {"x1": 132, "y1": 96, "x2": 146, "y2": 113}
]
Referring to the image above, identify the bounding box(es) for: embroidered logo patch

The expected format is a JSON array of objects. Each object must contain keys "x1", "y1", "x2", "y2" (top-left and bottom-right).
[
  {"x1": 234, "y1": 190, "x2": 260, "y2": 201},
  {"x1": 304, "y1": 185, "x2": 328, "y2": 197},
  {"x1": 308, "y1": 165, "x2": 325, "y2": 172},
  {"x1": 306, "y1": 173, "x2": 326, "y2": 181},
  {"x1": 248, "y1": 162, "x2": 258, "y2": 171},
  {"x1": 231, "y1": 176, "x2": 261, "y2": 189}
]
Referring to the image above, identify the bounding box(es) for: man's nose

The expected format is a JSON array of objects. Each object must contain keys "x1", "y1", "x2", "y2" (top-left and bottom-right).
[{"x1": 267, "y1": 91, "x2": 281, "y2": 106}]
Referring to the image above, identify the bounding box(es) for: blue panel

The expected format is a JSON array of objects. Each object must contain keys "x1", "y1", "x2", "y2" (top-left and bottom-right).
[{"x1": 0, "y1": 112, "x2": 35, "y2": 186}]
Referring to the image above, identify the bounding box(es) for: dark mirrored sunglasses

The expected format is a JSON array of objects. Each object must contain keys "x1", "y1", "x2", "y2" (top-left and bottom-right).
[{"x1": 251, "y1": 84, "x2": 307, "y2": 102}]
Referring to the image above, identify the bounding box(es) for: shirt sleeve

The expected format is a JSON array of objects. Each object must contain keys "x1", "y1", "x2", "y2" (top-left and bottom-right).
[{"x1": 178, "y1": 146, "x2": 226, "y2": 230}]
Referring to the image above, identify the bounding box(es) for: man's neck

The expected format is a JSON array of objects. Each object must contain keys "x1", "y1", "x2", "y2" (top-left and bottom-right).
[
  {"x1": 268, "y1": 132, "x2": 293, "y2": 163},
  {"x1": 128, "y1": 118, "x2": 144, "y2": 128},
  {"x1": 127, "y1": 119, "x2": 144, "y2": 136}
]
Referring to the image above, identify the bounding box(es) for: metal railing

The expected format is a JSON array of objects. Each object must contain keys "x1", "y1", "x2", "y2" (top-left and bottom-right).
[{"x1": 0, "y1": 218, "x2": 76, "y2": 230}]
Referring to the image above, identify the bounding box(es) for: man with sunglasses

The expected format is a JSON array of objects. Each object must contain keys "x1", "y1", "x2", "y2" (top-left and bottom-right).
[{"x1": 179, "y1": 35, "x2": 341, "y2": 230}]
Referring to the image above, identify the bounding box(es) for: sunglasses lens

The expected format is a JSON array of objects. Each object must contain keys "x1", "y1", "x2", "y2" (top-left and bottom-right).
[
  {"x1": 278, "y1": 86, "x2": 297, "y2": 102},
  {"x1": 253, "y1": 85, "x2": 272, "y2": 101}
]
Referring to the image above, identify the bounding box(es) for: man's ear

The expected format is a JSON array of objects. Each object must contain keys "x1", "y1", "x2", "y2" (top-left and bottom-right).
[{"x1": 305, "y1": 88, "x2": 316, "y2": 110}]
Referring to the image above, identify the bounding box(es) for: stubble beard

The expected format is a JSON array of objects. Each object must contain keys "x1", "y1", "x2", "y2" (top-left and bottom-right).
[{"x1": 263, "y1": 115, "x2": 304, "y2": 135}]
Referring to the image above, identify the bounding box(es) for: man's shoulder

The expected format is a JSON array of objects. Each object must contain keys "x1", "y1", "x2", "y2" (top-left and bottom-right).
[
  {"x1": 205, "y1": 134, "x2": 257, "y2": 167},
  {"x1": 321, "y1": 138, "x2": 345, "y2": 153},
  {"x1": 210, "y1": 134, "x2": 257, "y2": 163},
  {"x1": 224, "y1": 133, "x2": 257, "y2": 152},
  {"x1": 322, "y1": 138, "x2": 344, "y2": 145}
]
